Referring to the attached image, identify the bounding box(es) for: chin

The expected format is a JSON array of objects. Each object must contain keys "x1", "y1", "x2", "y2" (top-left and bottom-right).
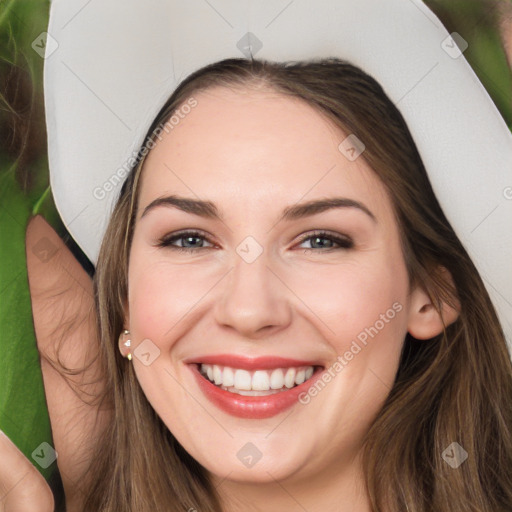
[{"x1": 196, "y1": 448, "x2": 307, "y2": 484}]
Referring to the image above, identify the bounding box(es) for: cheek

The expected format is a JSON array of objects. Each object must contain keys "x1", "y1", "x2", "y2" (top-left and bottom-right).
[
  {"x1": 128, "y1": 265, "x2": 168, "y2": 343},
  {"x1": 127, "y1": 255, "x2": 217, "y2": 346},
  {"x1": 289, "y1": 256, "x2": 409, "y2": 342},
  {"x1": 288, "y1": 255, "x2": 409, "y2": 422}
]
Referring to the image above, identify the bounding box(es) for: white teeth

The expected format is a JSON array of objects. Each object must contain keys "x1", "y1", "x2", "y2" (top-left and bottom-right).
[
  {"x1": 234, "y1": 369, "x2": 252, "y2": 390},
  {"x1": 225, "y1": 388, "x2": 283, "y2": 396},
  {"x1": 213, "y1": 365, "x2": 223, "y2": 385},
  {"x1": 284, "y1": 368, "x2": 296, "y2": 388},
  {"x1": 270, "y1": 368, "x2": 285, "y2": 389},
  {"x1": 199, "y1": 363, "x2": 317, "y2": 393},
  {"x1": 295, "y1": 369, "x2": 306, "y2": 385},
  {"x1": 223, "y1": 367, "x2": 234, "y2": 387},
  {"x1": 252, "y1": 370, "x2": 270, "y2": 391}
]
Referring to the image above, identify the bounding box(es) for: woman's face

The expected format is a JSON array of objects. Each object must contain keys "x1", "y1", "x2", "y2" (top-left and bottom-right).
[{"x1": 124, "y1": 85, "x2": 417, "y2": 485}]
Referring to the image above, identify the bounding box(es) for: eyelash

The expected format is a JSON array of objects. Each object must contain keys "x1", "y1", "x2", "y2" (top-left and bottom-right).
[{"x1": 156, "y1": 229, "x2": 354, "y2": 253}]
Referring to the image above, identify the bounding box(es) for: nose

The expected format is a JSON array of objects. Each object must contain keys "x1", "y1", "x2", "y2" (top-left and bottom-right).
[{"x1": 213, "y1": 250, "x2": 293, "y2": 339}]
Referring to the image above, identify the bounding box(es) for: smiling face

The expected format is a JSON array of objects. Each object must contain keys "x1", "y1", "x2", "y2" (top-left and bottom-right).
[{"x1": 122, "y1": 84, "x2": 418, "y2": 488}]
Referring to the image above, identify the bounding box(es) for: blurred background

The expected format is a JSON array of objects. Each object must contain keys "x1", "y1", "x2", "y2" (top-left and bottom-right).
[{"x1": 0, "y1": 0, "x2": 511, "y2": 249}]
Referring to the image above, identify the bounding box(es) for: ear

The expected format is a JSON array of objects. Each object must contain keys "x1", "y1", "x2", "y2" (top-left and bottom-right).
[{"x1": 407, "y1": 267, "x2": 460, "y2": 340}]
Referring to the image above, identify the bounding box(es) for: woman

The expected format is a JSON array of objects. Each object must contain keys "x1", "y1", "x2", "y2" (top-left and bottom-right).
[
  {"x1": 17, "y1": 56, "x2": 512, "y2": 511},
  {"x1": 2, "y1": 1, "x2": 512, "y2": 511}
]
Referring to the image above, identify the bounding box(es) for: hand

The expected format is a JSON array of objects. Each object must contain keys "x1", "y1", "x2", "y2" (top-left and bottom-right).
[{"x1": 0, "y1": 431, "x2": 54, "y2": 512}]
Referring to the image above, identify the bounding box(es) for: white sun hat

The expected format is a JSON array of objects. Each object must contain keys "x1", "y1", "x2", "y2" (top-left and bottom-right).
[{"x1": 43, "y1": 0, "x2": 512, "y2": 350}]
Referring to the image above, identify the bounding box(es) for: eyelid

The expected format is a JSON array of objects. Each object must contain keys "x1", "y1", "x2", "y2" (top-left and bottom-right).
[
  {"x1": 157, "y1": 229, "x2": 215, "y2": 249},
  {"x1": 156, "y1": 228, "x2": 354, "y2": 252},
  {"x1": 294, "y1": 230, "x2": 354, "y2": 250}
]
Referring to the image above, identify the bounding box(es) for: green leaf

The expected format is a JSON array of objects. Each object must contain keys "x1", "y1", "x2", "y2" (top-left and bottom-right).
[{"x1": 0, "y1": 168, "x2": 55, "y2": 482}]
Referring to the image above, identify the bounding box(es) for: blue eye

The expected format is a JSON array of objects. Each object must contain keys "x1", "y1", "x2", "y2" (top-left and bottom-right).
[
  {"x1": 296, "y1": 230, "x2": 354, "y2": 251},
  {"x1": 157, "y1": 230, "x2": 214, "y2": 253},
  {"x1": 156, "y1": 230, "x2": 353, "y2": 253}
]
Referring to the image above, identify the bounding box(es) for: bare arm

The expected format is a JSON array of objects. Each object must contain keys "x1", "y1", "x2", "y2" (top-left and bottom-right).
[{"x1": 25, "y1": 215, "x2": 111, "y2": 511}]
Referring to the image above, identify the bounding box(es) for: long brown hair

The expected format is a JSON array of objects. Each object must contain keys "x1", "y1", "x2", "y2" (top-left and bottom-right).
[{"x1": 80, "y1": 57, "x2": 512, "y2": 511}]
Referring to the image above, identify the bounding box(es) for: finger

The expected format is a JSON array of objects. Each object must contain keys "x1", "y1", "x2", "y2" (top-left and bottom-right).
[{"x1": 0, "y1": 431, "x2": 54, "y2": 512}]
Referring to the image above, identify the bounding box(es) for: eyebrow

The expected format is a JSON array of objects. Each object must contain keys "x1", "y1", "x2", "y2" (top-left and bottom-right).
[{"x1": 139, "y1": 194, "x2": 377, "y2": 223}]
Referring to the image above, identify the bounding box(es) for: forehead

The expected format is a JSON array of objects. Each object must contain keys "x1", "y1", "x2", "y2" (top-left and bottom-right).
[{"x1": 135, "y1": 85, "x2": 390, "y2": 222}]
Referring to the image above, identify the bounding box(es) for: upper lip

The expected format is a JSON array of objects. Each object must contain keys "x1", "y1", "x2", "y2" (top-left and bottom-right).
[{"x1": 184, "y1": 354, "x2": 324, "y2": 371}]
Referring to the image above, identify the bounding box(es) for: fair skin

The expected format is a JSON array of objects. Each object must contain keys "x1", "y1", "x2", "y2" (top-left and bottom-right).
[
  {"x1": 21, "y1": 214, "x2": 107, "y2": 512},
  {"x1": 117, "y1": 85, "x2": 458, "y2": 512},
  {"x1": 12, "y1": 81, "x2": 475, "y2": 512}
]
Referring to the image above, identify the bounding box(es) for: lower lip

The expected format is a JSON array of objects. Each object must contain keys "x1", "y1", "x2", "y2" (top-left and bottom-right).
[{"x1": 189, "y1": 364, "x2": 322, "y2": 419}]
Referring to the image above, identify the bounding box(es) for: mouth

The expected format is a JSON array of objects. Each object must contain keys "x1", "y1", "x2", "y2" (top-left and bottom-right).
[
  {"x1": 199, "y1": 363, "x2": 318, "y2": 395},
  {"x1": 187, "y1": 356, "x2": 325, "y2": 419}
]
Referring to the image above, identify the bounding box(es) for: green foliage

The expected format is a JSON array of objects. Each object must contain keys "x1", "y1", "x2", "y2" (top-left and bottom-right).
[{"x1": 0, "y1": 166, "x2": 55, "y2": 482}]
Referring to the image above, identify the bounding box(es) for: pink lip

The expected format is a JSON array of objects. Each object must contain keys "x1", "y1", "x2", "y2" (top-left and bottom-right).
[
  {"x1": 184, "y1": 353, "x2": 323, "y2": 371},
  {"x1": 187, "y1": 361, "x2": 324, "y2": 420}
]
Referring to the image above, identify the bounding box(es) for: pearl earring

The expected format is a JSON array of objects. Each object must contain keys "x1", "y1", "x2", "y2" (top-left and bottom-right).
[{"x1": 120, "y1": 329, "x2": 132, "y2": 361}]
